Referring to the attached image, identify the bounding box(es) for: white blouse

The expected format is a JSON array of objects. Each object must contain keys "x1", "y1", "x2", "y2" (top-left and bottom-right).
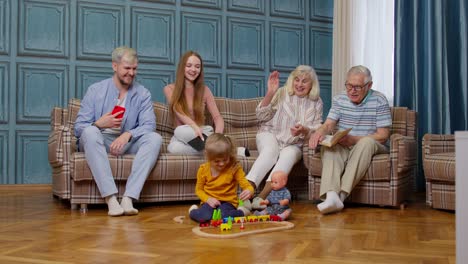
[{"x1": 257, "y1": 89, "x2": 323, "y2": 148}]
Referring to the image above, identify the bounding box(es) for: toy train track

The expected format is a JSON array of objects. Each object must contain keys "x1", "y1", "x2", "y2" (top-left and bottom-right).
[
  {"x1": 192, "y1": 220, "x2": 294, "y2": 238},
  {"x1": 174, "y1": 209, "x2": 295, "y2": 238}
]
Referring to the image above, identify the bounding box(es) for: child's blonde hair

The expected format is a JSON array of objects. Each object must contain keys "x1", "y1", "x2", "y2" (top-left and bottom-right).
[{"x1": 204, "y1": 133, "x2": 237, "y2": 165}]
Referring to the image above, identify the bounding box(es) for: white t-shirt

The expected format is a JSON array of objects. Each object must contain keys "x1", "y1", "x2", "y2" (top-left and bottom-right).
[{"x1": 102, "y1": 96, "x2": 127, "y2": 135}]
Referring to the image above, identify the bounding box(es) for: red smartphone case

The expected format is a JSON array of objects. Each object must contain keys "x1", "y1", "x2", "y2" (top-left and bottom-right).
[{"x1": 112, "y1": 105, "x2": 125, "y2": 118}]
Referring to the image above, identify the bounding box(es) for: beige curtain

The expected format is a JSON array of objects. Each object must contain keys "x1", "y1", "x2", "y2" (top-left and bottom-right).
[
  {"x1": 331, "y1": 0, "x2": 353, "y2": 97},
  {"x1": 331, "y1": 0, "x2": 395, "y2": 105}
]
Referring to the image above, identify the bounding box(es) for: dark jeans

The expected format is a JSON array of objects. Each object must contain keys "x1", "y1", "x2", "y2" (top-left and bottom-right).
[{"x1": 189, "y1": 202, "x2": 244, "y2": 223}]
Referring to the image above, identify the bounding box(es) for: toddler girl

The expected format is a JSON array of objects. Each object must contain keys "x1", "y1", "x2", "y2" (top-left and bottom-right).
[{"x1": 189, "y1": 133, "x2": 253, "y2": 222}]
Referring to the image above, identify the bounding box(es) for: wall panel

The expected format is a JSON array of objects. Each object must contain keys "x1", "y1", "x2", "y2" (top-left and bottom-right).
[
  {"x1": 0, "y1": 131, "x2": 7, "y2": 183},
  {"x1": 0, "y1": 63, "x2": 7, "y2": 123},
  {"x1": 17, "y1": 63, "x2": 67, "y2": 124},
  {"x1": 204, "y1": 72, "x2": 223, "y2": 97},
  {"x1": 270, "y1": 0, "x2": 304, "y2": 19},
  {"x1": 136, "y1": 69, "x2": 174, "y2": 102},
  {"x1": 0, "y1": 0, "x2": 10, "y2": 55},
  {"x1": 1, "y1": 0, "x2": 333, "y2": 184},
  {"x1": 227, "y1": 17, "x2": 264, "y2": 70},
  {"x1": 16, "y1": 131, "x2": 51, "y2": 183},
  {"x1": 227, "y1": 0, "x2": 264, "y2": 15},
  {"x1": 77, "y1": 2, "x2": 124, "y2": 60},
  {"x1": 270, "y1": 22, "x2": 304, "y2": 71},
  {"x1": 75, "y1": 66, "x2": 113, "y2": 98},
  {"x1": 310, "y1": 28, "x2": 333, "y2": 72},
  {"x1": 318, "y1": 75, "x2": 332, "y2": 118},
  {"x1": 311, "y1": 0, "x2": 333, "y2": 22},
  {"x1": 18, "y1": 0, "x2": 69, "y2": 57},
  {"x1": 181, "y1": 12, "x2": 221, "y2": 67},
  {"x1": 181, "y1": 0, "x2": 222, "y2": 10},
  {"x1": 227, "y1": 74, "x2": 264, "y2": 99},
  {"x1": 131, "y1": 7, "x2": 174, "y2": 64}
]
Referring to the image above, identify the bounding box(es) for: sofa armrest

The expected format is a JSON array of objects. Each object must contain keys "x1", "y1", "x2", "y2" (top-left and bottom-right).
[
  {"x1": 389, "y1": 133, "x2": 417, "y2": 180},
  {"x1": 48, "y1": 124, "x2": 75, "y2": 168},
  {"x1": 422, "y1": 134, "x2": 455, "y2": 156}
]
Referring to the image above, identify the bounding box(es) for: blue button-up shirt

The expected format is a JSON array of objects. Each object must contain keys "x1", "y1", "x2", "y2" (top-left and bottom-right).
[{"x1": 74, "y1": 77, "x2": 156, "y2": 140}]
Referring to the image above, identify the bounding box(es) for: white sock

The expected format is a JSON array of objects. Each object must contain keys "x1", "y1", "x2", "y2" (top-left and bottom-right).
[
  {"x1": 317, "y1": 191, "x2": 344, "y2": 214},
  {"x1": 188, "y1": 204, "x2": 198, "y2": 214},
  {"x1": 278, "y1": 209, "x2": 292, "y2": 220},
  {"x1": 237, "y1": 147, "x2": 247, "y2": 157},
  {"x1": 339, "y1": 191, "x2": 348, "y2": 202},
  {"x1": 120, "y1": 196, "x2": 138, "y2": 216},
  {"x1": 105, "y1": 195, "x2": 124, "y2": 216}
]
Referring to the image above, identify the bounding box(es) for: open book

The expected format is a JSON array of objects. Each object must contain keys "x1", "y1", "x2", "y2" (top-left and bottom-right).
[{"x1": 320, "y1": 128, "x2": 352, "y2": 147}]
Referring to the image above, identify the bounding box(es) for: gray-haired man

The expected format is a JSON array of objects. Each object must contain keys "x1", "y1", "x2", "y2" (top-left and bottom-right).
[
  {"x1": 309, "y1": 65, "x2": 392, "y2": 214},
  {"x1": 75, "y1": 46, "x2": 162, "y2": 216}
]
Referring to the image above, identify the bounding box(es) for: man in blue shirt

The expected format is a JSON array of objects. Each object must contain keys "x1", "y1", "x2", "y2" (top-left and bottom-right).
[
  {"x1": 309, "y1": 65, "x2": 392, "y2": 214},
  {"x1": 75, "y1": 46, "x2": 162, "y2": 216}
]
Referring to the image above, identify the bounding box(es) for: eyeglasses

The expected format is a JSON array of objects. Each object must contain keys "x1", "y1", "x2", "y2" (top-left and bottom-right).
[{"x1": 345, "y1": 82, "x2": 369, "y2": 91}]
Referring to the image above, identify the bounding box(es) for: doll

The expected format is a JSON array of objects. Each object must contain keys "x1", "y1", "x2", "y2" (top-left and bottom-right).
[{"x1": 255, "y1": 170, "x2": 292, "y2": 220}]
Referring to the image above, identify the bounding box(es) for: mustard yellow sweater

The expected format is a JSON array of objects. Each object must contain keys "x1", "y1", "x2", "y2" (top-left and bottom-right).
[{"x1": 195, "y1": 162, "x2": 254, "y2": 207}]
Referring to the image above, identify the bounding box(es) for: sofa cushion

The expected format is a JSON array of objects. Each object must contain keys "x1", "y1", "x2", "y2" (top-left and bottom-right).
[
  {"x1": 215, "y1": 97, "x2": 262, "y2": 151},
  {"x1": 153, "y1": 101, "x2": 174, "y2": 135},
  {"x1": 215, "y1": 97, "x2": 262, "y2": 128},
  {"x1": 68, "y1": 98, "x2": 261, "y2": 152},
  {"x1": 423, "y1": 152, "x2": 455, "y2": 183},
  {"x1": 226, "y1": 131, "x2": 258, "y2": 153},
  {"x1": 71, "y1": 152, "x2": 260, "y2": 182}
]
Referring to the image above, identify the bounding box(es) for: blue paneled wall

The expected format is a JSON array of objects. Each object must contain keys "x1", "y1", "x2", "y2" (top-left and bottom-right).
[{"x1": 0, "y1": 0, "x2": 333, "y2": 184}]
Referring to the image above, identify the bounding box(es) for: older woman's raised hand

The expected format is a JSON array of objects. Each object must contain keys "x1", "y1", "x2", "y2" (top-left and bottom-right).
[{"x1": 267, "y1": 71, "x2": 280, "y2": 96}]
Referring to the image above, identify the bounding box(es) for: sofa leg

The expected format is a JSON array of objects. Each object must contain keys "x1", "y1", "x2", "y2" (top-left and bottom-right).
[
  {"x1": 80, "y1": 203, "x2": 88, "y2": 214},
  {"x1": 71, "y1": 203, "x2": 78, "y2": 210}
]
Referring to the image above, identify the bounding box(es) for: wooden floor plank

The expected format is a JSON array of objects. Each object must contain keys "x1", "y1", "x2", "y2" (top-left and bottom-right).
[{"x1": 0, "y1": 185, "x2": 455, "y2": 263}]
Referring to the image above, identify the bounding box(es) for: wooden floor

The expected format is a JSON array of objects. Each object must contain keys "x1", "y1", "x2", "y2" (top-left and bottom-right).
[{"x1": 0, "y1": 185, "x2": 455, "y2": 264}]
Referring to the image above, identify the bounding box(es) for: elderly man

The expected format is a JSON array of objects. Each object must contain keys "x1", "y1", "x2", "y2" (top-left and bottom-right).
[
  {"x1": 309, "y1": 65, "x2": 391, "y2": 214},
  {"x1": 74, "y1": 46, "x2": 162, "y2": 216}
]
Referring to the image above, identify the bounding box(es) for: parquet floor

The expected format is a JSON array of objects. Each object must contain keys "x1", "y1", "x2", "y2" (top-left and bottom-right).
[{"x1": 0, "y1": 185, "x2": 455, "y2": 264}]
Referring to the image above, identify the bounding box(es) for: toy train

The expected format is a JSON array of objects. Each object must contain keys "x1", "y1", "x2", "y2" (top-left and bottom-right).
[
  {"x1": 233, "y1": 214, "x2": 282, "y2": 223},
  {"x1": 199, "y1": 209, "x2": 283, "y2": 230}
]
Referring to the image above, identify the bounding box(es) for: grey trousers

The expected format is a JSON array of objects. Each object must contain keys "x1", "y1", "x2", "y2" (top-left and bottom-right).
[
  {"x1": 79, "y1": 126, "x2": 162, "y2": 199},
  {"x1": 167, "y1": 125, "x2": 214, "y2": 154},
  {"x1": 319, "y1": 137, "x2": 389, "y2": 199}
]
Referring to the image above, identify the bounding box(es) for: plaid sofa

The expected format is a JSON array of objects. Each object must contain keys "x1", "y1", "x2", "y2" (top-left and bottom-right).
[
  {"x1": 48, "y1": 97, "x2": 311, "y2": 209},
  {"x1": 422, "y1": 134, "x2": 455, "y2": 210},
  {"x1": 305, "y1": 107, "x2": 418, "y2": 207}
]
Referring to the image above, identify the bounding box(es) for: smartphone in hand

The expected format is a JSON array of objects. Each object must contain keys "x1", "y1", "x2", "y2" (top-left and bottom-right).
[
  {"x1": 112, "y1": 105, "x2": 125, "y2": 118},
  {"x1": 187, "y1": 134, "x2": 208, "y2": 151}
]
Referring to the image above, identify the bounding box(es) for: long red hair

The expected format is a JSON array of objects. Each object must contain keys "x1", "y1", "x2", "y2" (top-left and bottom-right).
[{"x1": 169, "y1": 51, "x2": 206, "y2": 125}]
